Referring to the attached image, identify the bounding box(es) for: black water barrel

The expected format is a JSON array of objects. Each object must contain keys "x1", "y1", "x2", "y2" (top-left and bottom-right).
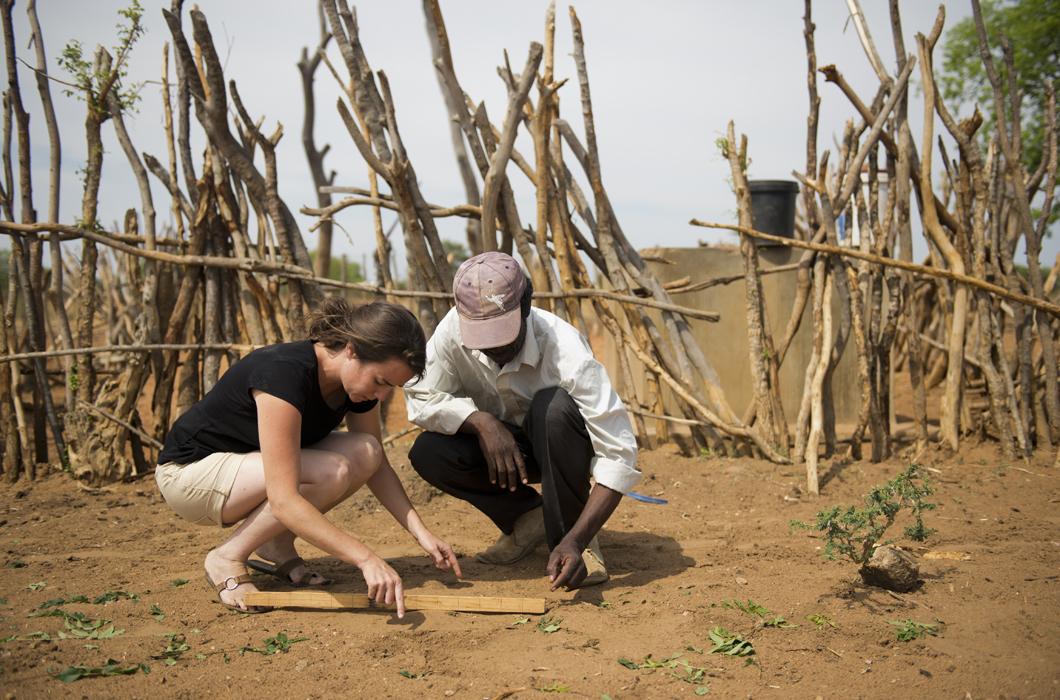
[{"x1": 749, "y1": 180, "x2": 799, "y2": 243}]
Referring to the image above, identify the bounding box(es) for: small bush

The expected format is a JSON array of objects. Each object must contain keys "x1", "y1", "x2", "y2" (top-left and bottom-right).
[{"x1": 791, "y1": 464, "x2": 936, "y2": 568}]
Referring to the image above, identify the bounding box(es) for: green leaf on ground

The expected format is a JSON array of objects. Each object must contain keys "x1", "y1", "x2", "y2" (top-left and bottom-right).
[
  {"x1": 54, "y1": 659, "x2": 145, "y2": 683},
  {"x1": 170, "y1": 579, "x2": 189, "y2": 588},
  {"x1": 27, "y1": 582, "x2": 46, "y2": 591},
  {"x1": 152, "y1": 633, "x2": 190, "y2": 665},
  {"x1": 536, "y1": 681, "x2": 571, "y2": 693},
  {"x1": 93, "y1": 590, "x2": 138, "y2": 605},
  {"x1": 536, "y1": 615, "x2": 562, "y2": 634},
  {"x1": 241, "y1": 631, "x2": 308, "y2": 656},
  {"x1": 508, "y1": 616, "x2": 530, "y2": 627},
  {"x1": 889, "y1": 619, "x2": 941, "y2": 642},
  {"x1": 720, "y1": 599, "x2": 771, "y2": 618},
  {"x1": 617, "y1": 652, "x2": 710, "y2": 687},
  {"x1": 806, "y1": 614, "x2": 836, "y2": 629},
  {"x1": 149, "y1": 604, "x2": 165, "y2": 622},
  {"x1": 32, "y1": 595, "x2": 89, "y2": 612},
  {"x1": 707, "y1": 627, "x2": 755, "y2": 657}
]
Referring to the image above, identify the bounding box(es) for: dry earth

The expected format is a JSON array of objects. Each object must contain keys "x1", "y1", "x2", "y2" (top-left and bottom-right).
[{"x1": 0, "y1": 418, "x2": 1058, "y2": 699}]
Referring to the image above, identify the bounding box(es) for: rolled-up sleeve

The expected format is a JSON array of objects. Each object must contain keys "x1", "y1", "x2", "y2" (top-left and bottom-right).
[
  {"x1": 404, "y1": 331, "x2": 479, "y2": 435},
  {"x1": 562, "y1": 357, "x2": 640, "y2": 494}
]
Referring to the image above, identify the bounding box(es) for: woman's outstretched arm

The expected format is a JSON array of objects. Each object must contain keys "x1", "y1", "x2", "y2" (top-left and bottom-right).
[{"x1": 347, "y1": 407, "x2": 462, "y2": 578}]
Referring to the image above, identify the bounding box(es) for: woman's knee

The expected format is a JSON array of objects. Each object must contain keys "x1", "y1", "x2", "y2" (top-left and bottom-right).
[
  {"x1": 314, "y1": 450, "x2": 356, "y2": 492},
  {"x1": 349, "y1": 434, "x2": 384, "y2": 478}
]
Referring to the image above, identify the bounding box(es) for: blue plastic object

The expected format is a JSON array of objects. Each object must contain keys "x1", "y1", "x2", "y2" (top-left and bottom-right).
[{"x1": 625, "y1": 491, "x2": 668, "y2": 505}]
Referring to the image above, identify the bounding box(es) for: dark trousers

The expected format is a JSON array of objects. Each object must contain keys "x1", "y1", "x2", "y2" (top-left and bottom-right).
[{"x1": 409, "y1": 387, "x2": 593, "y2": 549}]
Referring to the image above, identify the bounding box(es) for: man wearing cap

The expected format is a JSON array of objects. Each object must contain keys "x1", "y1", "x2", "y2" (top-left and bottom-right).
[{"x1": 404, "y1": 252, "x2": 640, "y2": 589}]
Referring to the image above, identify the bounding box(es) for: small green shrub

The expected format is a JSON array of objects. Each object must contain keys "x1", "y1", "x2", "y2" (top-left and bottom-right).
[{"x1": 791, "y1": 464, "x2": 936, "y2": 568}]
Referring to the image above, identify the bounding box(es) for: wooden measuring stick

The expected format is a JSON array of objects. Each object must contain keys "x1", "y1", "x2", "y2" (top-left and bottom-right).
[{"x1": 244, "y1": 590, "x2": 546, "y2": 614}]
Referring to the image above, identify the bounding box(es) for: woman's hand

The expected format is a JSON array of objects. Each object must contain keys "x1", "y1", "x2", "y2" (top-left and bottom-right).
[
  {"x1": 414, "y1": 529, "x2": 463, "y2": 579},
  {"x1": 358, "y1": 554, "x2": 406, "y2": 618}
]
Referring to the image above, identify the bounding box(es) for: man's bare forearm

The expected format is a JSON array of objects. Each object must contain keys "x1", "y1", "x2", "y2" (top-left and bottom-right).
[{"x1": 558, "y1": 484, "x2": 622, "y2": 551}]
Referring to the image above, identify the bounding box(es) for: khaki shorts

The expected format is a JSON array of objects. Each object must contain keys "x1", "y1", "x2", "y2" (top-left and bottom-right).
[{"x1": 155, "y1": 452, "x2": 254, "y2": 527}]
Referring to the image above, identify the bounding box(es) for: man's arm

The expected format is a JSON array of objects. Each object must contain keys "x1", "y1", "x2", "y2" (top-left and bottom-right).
[
  {"x1": 547, "y1": 483, "x2": 622, "y2": 590},
  {"x1": 547, "y1": 346, "x2": 641, "y2": 589},
  {"x1": 459, "y1": 411, "x2": 527, "y2": 491}
]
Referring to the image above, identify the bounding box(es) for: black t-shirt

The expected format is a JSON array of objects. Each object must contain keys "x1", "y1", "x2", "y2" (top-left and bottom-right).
[{"x1": 158, "y1": 340, "x2": 378, "y2": 465}]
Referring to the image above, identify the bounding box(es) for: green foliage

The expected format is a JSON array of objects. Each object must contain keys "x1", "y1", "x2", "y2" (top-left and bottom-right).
[
  {"x1": 309, "y1": 251, "x2": 365, "y2": 282},
  {"x1": 398, "y1": 669, "x2": 430, "y2": 679},
  {"x1": 536, "y1": 681, "x2": 572, "y2": 693},
  {"x1": 31, "y1": 595, "x2": 89, "y2": 612},
  {"x1": 67, "y1": 363, "x2": 80, "y2": 393},
  {"x1": 56, "y1": 1, "x2": 145, "y2": 117},
  {"x1": 27, "y1": 582, "x2": 46, "y2": 591},
  {"x1": 806, "y1": 613, "x2": 837, "y2": 629},
  {"x1": 940, "y1": 0, "x2": 1060, "y2": 180},
  {"x1": 719, "y1": 599, "x2": 796, "y2": 628},
  {"x1": 240, "y1": 631, "x2": 308, "y2": 656},
  {"x1": 149, "y1": 604, "x2": 165, "y2": 622},
  {"x1": 54, "y1": 659, "x2": 148, "y2": 683},
  {"x1": 889, "y1": 619, "x2": 942, "y2": 642},
  {"x1": 92, "y1": 590, "x2": 138, "y2": 605},
  {"x1": 536, "y1": 615, "x2": 563, "y2": 634},
  {"x1": 617, "y1": 652, "x2": 710, "y2": 692},
  {"x1": 707, "y1": 627, "x2": 755, "y2": 657},
  {"x1": 170, "y1": 578, "x2": 189, "y2": 588},
  {"x1": 790, "y1": 464, "x2": 936, "y2": 567},
  {"x1": 2, "y1": 631, "x2": 52, "y2": 643},
  {"x1": 56, "y1": 611, "x2": 124, "y2": 640},
  {"x1": 152, "y1": 633, "x2": 190, "y2": 666},
  {"x1": 720, "y1": 599, "x2": 770, "y2": 618}
]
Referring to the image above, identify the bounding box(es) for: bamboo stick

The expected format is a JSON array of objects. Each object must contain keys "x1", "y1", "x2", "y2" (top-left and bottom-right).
[{"x1": 244, "y1": 590, "x2": 546, "y2": 614}]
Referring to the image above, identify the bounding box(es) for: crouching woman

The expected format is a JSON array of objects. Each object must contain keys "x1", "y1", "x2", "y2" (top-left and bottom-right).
[{"x1": 155, "y1": 298, "x2": 460, "y2": 616}]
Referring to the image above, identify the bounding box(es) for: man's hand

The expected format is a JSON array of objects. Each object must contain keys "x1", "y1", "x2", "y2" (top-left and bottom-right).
[
  {"x1": 547, "y1": 539, "x2": 587, "y2": 591},
  {"x1": 464, "y1": 412, "x2": 527, "y2": 491}
]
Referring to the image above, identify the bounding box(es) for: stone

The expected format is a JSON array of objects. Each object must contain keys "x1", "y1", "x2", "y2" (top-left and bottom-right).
[{"x1": 859, "y1": 545, "x2": 920, "y2": 592}]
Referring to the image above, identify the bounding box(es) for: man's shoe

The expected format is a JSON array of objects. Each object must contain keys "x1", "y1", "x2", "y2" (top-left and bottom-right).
[
  {"x1": 580, "y1": 536, "x2": 608, "y2": 587},
  {"x1": 475, "y1": 507, "x2": 546, "y2": 565}
]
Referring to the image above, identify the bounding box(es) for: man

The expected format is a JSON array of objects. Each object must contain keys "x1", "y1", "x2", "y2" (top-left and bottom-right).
[{"x1": 405, "y1": 252, "x2": 640, "y2": 589}]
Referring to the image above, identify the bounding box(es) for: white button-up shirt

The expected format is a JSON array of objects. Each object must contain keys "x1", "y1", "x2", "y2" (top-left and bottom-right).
[{"x1": 405, "y1": 307, "x2": 641, "y2": 494}]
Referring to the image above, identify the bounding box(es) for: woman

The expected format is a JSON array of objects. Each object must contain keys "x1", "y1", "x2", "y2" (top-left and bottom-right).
[{"x1": 155, "y1": 298, "x2": 460, "y2": 616}]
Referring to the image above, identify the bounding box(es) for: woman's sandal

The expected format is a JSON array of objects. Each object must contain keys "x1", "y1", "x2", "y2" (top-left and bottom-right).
[
  {"x1": 246, "y1": 556, "x2": 333, "y2": 587},
  {"x1": 204, "y1": 571, "x2": 268, "y2": 613}
]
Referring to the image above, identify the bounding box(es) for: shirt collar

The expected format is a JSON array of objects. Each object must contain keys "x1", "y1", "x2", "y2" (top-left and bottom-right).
[{"x1": 470, "y1": 312, "x2": 541, "y2": 374}]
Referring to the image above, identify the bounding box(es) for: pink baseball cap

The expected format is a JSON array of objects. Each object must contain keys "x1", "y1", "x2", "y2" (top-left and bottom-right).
[{"x1": 453, "y1": 252, "x2": 527, "y2": 349}]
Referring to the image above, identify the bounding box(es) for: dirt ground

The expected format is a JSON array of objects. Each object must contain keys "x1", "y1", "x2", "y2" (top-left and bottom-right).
[{"x1": 0, "y1": 396, "x2": 1058, "y2": 699}]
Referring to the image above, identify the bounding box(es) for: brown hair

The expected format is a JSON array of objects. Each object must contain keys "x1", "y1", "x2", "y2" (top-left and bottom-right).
[{"x1": 306, "y1": 297, "x2": 427, "y2": 379}]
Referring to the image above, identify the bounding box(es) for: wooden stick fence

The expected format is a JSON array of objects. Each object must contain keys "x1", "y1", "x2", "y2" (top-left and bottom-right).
[{"x1": 0, "y1": 0, "x2": 1056, "y2": 488}]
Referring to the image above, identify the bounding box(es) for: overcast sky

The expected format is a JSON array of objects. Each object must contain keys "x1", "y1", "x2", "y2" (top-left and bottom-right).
[{"x1": 5, "y1": 1, "x2": 1057, "y2": 275}]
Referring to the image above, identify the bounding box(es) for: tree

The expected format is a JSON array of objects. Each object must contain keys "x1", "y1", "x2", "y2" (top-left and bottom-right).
[{"x1": 940, "y1": 0, "x2": 1059, "y2": 173}]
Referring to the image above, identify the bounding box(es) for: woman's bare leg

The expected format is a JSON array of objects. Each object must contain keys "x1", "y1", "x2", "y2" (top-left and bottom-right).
[{"x1": 204, "y1": 432, "x2": 382, "y2": 609}]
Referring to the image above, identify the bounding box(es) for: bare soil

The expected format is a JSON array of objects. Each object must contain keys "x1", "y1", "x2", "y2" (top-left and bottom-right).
[{"x1": 0, "y1": 415, "x2": 1058, "y2": 698}]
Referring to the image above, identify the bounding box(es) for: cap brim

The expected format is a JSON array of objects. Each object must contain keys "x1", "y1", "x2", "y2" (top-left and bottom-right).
[{"x1": 458, "y1": 306, "x2": 522, "y2": 350}]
